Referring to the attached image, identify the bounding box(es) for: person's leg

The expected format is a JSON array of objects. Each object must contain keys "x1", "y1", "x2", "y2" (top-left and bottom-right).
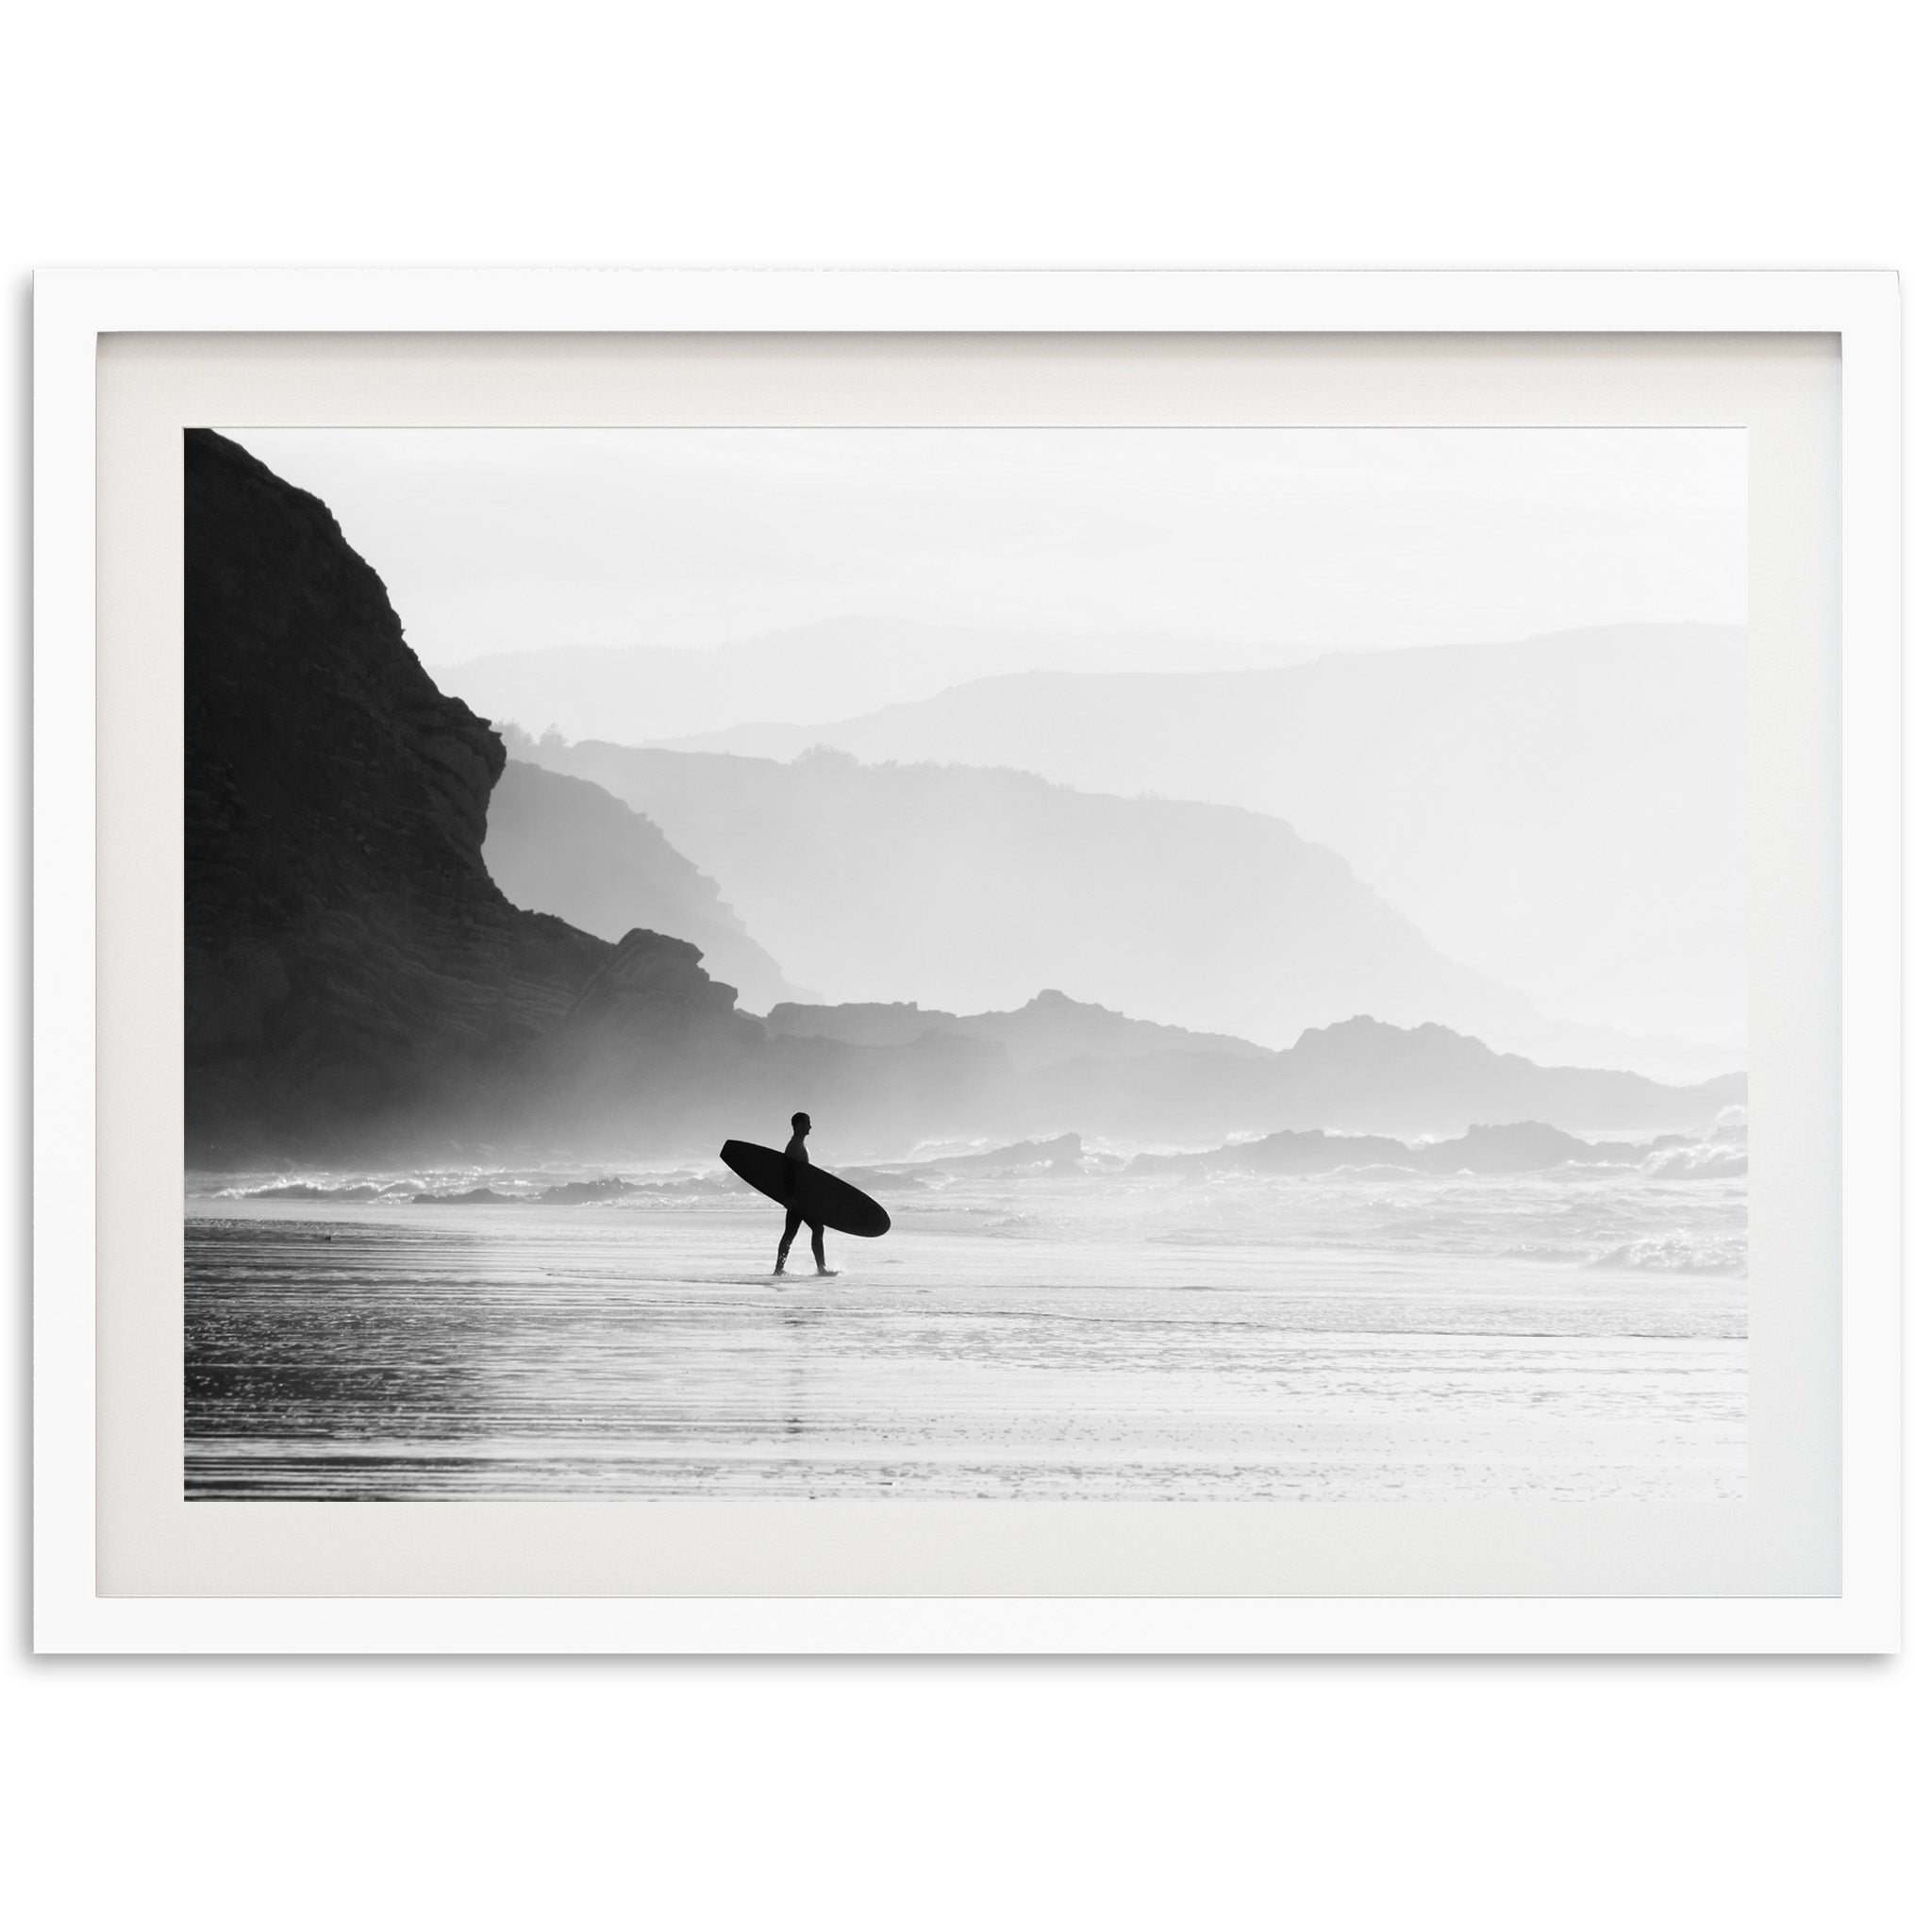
[
  {"x1": 776, "y1": 1207, "x2": 803, "y2": 1274},
  {"x1": 809, "y1": 1221, "x2": 827, "y2": 1272}
]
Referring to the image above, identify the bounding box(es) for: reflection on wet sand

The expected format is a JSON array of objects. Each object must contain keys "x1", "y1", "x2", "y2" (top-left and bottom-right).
[{"x1": 187, "y1": 1174, "x2": 1746, "y2": 1502}]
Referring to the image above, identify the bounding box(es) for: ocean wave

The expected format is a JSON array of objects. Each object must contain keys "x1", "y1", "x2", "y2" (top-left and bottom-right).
[
  {"x1": 212, "y1": 1179, "x2": 412, "y2": 1202},
  {"x1": 1640, "y1": 1144, "x2": 1748, "y2": 1179},
  {"x1": 198, "y1": 1170, "x2": 710, "y2": 1206},
  {"x1": 1588, "y1": 1232, "x2": 1746, "y2": 1275}
]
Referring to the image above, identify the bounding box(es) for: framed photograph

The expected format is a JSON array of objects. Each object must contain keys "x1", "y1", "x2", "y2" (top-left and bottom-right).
[{"x1": 34, "y1": 270, "x2": 1900, "y2": 1653}]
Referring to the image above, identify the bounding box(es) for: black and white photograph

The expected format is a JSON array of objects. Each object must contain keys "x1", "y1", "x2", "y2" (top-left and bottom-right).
[
  {"x1": 12, "y1": 0, "x2": 1921, "y2": 1913},
  {"x1": 185, "y1": 421, "x2": 1750, "y2": 1505}
]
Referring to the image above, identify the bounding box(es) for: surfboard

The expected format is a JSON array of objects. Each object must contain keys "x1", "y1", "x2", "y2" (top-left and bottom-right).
[{"x1": 719, "y1": 1141, "x2": 892, "y2": 1239}]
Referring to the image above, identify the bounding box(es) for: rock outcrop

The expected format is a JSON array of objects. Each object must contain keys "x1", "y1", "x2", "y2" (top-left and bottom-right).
[
  {"x1": 764, "y1": 988, "x2": 1268, "y2": 1071},
  {"x1": 765, "y1": 999, "x2": 1741, "y2": 1140},
  {"x1": 1262, "y1": 1015, "x2": 1743, "y2": 1135}
]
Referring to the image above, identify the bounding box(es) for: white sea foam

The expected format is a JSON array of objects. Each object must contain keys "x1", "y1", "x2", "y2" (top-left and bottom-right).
[
  {"x1": 1588, "y1": 1231, "x2": 1746, "y2": 1275},
  {"x1": 1641, "y1": 1144, "x2": 1748, "y2": 1179}
]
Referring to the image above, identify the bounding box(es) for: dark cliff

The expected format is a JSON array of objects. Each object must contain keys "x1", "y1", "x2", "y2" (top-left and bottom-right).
[
  {"x1": 185, "y1": 429, "x2": 657, "y2": 1158},
  {"x1": 519, "y1": 928, "x2": 766, "y2": 1144}
]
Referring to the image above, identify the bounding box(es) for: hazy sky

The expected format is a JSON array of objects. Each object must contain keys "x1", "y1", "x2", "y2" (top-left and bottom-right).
[{"x1": 225, "y1": 426, "x2": 1747, "y2": 667}]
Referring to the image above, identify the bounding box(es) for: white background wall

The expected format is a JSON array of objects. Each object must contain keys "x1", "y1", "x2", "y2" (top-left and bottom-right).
[{"x1": 4, "y1": 4, "x2": 1922, "y2": 1926}]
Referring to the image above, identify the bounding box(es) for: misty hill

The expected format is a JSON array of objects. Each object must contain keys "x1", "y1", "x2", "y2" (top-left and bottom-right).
[
  {"x1": 520, "y1": 738, "x2": 1607, "y2": 1058},
  {"x1": 661, "y1": 625, "x2": 1746, "y2": 1058},
  {"x1": 483, "y1": 758, "x2": 804, "y2": 1012},
  {"x1": 436, "y1": 614, "x2": 1267, "y2": 746},
  {"x1": 524, "y1": 738, "x2": 1703, "y2": 1073},
  {"x1": 187, "y1": 429, "x2": 602, "y2": 1154}
]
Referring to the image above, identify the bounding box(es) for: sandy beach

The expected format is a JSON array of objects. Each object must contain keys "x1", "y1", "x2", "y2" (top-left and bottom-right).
[{"x1": 187, "y1": 1169, "x2": 1746, "y2": 1502}]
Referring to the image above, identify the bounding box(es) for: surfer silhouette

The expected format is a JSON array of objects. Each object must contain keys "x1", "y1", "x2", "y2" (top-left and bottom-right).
[
  {"x1": 719, "y1": 1123, "x2": 886, "y2": 1274},
  {"x1": 774, "y1": 1111, "x2": 836, "y2": 1277}
]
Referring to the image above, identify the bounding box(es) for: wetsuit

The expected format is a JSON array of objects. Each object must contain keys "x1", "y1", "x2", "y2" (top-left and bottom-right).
[{"x1": 776, "y1": 1129, "x2": 826, "y2": 1271}]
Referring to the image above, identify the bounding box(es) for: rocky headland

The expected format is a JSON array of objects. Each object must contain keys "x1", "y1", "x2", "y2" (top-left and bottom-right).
[{"x1": 185, "y1": 430, "x2": 745, "y2": 1161}]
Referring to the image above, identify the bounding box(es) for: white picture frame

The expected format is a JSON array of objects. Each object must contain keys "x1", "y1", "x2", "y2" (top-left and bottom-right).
[{"x1": 34, "y1": 268, "x2": 1902, "y2": 1654}]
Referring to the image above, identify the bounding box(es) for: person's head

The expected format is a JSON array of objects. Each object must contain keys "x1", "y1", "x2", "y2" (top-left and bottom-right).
[{"x1": 791, "y1": 1111, "x2": 811, "y2": 1137}]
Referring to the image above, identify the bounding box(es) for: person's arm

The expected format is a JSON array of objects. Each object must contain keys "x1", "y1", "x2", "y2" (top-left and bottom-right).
[{"x1": 783, "y1": 1135, "x2": 809, "y2": 1201}]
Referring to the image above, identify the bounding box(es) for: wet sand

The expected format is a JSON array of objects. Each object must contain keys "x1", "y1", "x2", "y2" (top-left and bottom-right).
[{"x1": 186, "y1": 1179, "x2": 1746, "y2": 1501}]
